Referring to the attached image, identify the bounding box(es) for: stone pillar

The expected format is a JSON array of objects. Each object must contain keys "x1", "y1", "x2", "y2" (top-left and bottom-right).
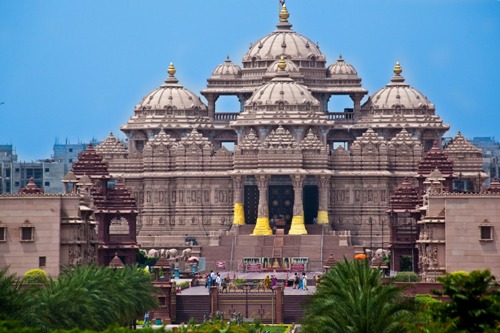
[
  {"x1": 232, "y1": 176, "x2": 245, "y2": 225},
  {"x1": 252, "y1": 175, "x2": 272, "y2": 235},
  {"x1": 351, "y1": 93, "x2": 362, "y2": 120},
  {"x1": 275, "y1": 285, "x2": 284, "y2": 324},
  {"x1": 206, "y1": 94, "x2": 218, "y2": 122},
  {"x1": 317, "y1": 175, "x2": 330, "y2": 224},
  {"x1": 289, "y1": 175, "x2": 307, "y2": 235},
  {"x1": 209, "y1": 286, "x2": 219, "y2": 316}
]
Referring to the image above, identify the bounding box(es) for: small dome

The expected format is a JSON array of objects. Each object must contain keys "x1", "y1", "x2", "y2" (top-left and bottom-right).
[
  {"x1": 211, "y1": 56, "x2": 242, "y2": 78},
  {"x1": 327, "y1": 55, "x2": 359, "y2": 78},
  {"x1": 266, "y1": 57, "x2": 300, "y2": 74},
  {"x1": 136, "y1": 63, "x2": 207, "y2": 112},
  {"x1": 245, "y1": 69, "x2": 320, "y2": 111},
  {"x1": 242, "y1": 4, "x2": 325, "y2": 64},
  {"x1": 367, "y1": 62, "x2": 434, "y2": 110}
]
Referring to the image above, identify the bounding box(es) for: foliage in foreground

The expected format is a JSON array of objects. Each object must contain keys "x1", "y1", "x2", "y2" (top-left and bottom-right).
[
  {"x1": 302, "y1": 258, "x2": 416, "y2": 333},
  {"x1": 0, "y1": 265, "x2": 159, "y2": 332}
]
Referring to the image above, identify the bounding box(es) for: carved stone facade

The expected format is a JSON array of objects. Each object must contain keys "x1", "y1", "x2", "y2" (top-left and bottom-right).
[{"x1": 94, "y1": 4, "x2": 486, "y2": 250}]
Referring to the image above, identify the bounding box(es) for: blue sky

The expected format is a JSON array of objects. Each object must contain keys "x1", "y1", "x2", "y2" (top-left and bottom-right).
[{"x1": 0, "y1": 0, "x2": 499, "y2": 161}]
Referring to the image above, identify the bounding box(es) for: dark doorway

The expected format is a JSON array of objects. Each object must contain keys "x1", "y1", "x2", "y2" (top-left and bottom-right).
[
  {"x1": 244, "y1": 185, "x2": 258, "y2": 224},
  {"x1": 303, "y1": 185, "x2": 318, "y2": 224},
  {"x1": 268, "y1": 185, "x2": 294, "y2": 224}
]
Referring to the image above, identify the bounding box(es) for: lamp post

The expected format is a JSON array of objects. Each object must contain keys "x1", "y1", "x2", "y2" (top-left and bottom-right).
[{"x1": 369, "y1": 217, "x2": 373, "y2": 250}]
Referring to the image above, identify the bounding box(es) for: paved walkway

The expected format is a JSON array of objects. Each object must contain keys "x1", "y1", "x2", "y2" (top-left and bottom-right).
[{"x1": 175, "y1": 270, "x2": 319, "y2": 295}]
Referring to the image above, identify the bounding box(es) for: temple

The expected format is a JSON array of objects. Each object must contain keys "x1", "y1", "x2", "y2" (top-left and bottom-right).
[{"x1": 87, "y1": 3, "x2": 490, "y2": 270}]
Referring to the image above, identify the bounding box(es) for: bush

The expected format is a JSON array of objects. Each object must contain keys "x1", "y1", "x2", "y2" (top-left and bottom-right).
[
  {"x1": 394, "y1": 271, "x2": 420, "y2": 282},
  {"x1": 23, "y1": 269, "x2": 47, "y2": 284}
]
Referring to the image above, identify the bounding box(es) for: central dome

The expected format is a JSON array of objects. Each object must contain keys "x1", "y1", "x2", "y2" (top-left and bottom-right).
[{"x1": 242, "y1": 4, "x2": 325, "y2": 65}]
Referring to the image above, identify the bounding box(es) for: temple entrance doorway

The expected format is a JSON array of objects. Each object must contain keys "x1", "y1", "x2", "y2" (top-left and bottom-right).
[
  {"x1": 268, "y1": 185, "x2": 294, "y2": 224},
  {"x1": 244, "y1": 185, "x2": 258, "y2": 224},
  {"x1": 303, "y1": 185, "x2": 319, "y2": 224}
]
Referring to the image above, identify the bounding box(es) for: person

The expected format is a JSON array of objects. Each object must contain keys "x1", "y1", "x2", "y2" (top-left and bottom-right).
[
  {"x1": 210, "y1": 270, "x2": 216, "y2": 286},
  {"x1": 298, "y1": 273, "x2": 303, "y2": 289},
  {"x1": 216, "y1": 273, "x2": 222, "y2": 290},
  {"x1": 206, "y1": 273, "x2": 212, "y2": 288},
  {"x1": 271, "y1": 274, "x2": 277, "y2": 289},
  {"x1": 293, "y1": 273, "x2": 299, "y2": 289},
  {"x1": 264, "y1": 275, "x2": 271, "y2": 289},
  {"x1": 302, "y1": 272, "x2": 308, "y2": 291},
  {"x1": 143, "y1": 311, "x2": 150, "y2": 327}
]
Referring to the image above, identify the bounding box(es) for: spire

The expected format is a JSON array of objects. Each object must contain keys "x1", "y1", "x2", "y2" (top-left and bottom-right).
[
  {"x1": 394, "y1": 61, "x2": 402, "y2": 76},
  {"x1": 279, "y1": 3, "x2": 289, "y2": 22},
  {"x1": 390, "y1": 61, "x2": 406, "y2": 84},
  {"x1": 276, "y1": 2, "x2": 292, "y2": 30},
  {"x1": 163, "y1": 62, "x2": 180, "y2": 86},
  {"x1": 168, "y1": 62, "x2": 176, "y2": 77}
]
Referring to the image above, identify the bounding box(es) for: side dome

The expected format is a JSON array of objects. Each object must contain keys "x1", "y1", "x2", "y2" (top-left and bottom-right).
[
  {"x1": 327, "y1": 55, "x2": 359, "y2": 79},
  {"x1": 365, "y1": 62, "x2": 434, "y2": 110},
  {"x1": 242, "y1": 4, "x2": 326, "y2": 65},
  {"x1": 210, "y1": 56, "x2": 242, "y2": 79},
  {"x1": 135, "y1": 63, "x2": 207, "y2": 112}
]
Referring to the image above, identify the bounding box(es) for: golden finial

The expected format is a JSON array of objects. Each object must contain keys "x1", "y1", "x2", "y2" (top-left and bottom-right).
[
  {"x1": 277, "y1": 56, "x2": 287, "y2": 71},
  {"x1": 394, "y1": 61, "x2": 402, "y2": 76},
  {"x1": 279, "y1": 4, "x2": 289, "y2": 22},
  {"x1": 167, "y1": 62, "x2": 176, "y2": 77}
]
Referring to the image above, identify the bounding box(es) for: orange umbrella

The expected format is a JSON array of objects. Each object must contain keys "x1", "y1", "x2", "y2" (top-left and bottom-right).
[{"x1": 354, "y1": 253, "x2": 367, "y2": 260}]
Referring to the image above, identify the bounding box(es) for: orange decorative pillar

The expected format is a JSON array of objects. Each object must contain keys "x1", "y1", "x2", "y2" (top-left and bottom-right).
[
  {"x1": 232, "y1": 176, "x2": 245, "y2": 225},
  {"x1": 252, "y1": 175, "x2": 272, "y2": 235},
  {"x1": 289, "y1": 175, "x2": 307, "y2": 235},
  {"x1": 317, "y1": 175, "x2": 330, "y2": 224}
]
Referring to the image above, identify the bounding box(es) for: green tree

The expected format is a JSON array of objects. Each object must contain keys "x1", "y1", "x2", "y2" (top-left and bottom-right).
[
  {"x1": 430, "y1": 269, "x2": 500, "y2": 332},
  {"x1": 25, "y1": 264, "x2": 159, "y2": 331},
  {"x1": 302, "y1": 258, "x2": 415, "y2": 333},
  {"x1": 0, "y1": 267, "x2": 38, "y2": 322}
]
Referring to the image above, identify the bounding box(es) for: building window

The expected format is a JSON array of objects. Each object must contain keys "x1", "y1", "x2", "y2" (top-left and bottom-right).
[
  {"x1": 480, "y1": 226, "x2": 493, "y2": 241},
  {"x1": 45, "y1": 168, "x2": 49, "y2": 173},
  {"x1": 69, "y1": 148, "x2": 73, "y2": 152},
  {"x1": 20, "y1": 224, "x2": 34, "y2": 242},
  {"x1": 0, "y1": 226, "x2": 6, "y2": 242},
  {"x1": 14, "y1": 181, "x2": 20, "y2": 187},
  {"x1": 39, "y1": 256, "x2": 46, "y2": 267},
  {"x1": 69, "y1": 159, "x2": 73, "y2": 163},
  {"x1": 15, "y1": 168, "x2": 19, "y2": 173},
  {"x1": 44, "y1": 182, "x2": 50, "y2": 186}
]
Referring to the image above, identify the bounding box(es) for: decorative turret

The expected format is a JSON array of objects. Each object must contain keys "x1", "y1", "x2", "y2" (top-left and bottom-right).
[{"x1": 18, "y1": 177, "x2": 44, "y2": 195}]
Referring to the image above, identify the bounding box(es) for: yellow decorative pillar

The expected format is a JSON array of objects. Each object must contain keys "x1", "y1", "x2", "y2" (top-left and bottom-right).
[
  {"x1": 232, "y1": 176, "x2": 245, "y2": 225},
  {"x1": 317, "y1": 175, "x2": 330, "y2": 224},
  {"x1": 289, "y1": 175, "x2": 307, "y2": 235},
  {"x1": 252, "y1": 175, "x2": 272, "y2": 235}
]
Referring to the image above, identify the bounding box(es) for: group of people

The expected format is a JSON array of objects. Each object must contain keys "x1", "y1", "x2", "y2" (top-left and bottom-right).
[
  {"x1": 205, "y1": 271, "x2": 231, "y2": 291},
  {"x1": 263, "y1": 274, "x2": 278, "y2": 289},
  {"x1": 292, "y1": 272, "x2": 308, "y2": 290}
]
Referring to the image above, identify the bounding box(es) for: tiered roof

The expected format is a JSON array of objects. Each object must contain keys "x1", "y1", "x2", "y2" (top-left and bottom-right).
[
  {"x1": 389, "y1": 178, "x2": 421, "y2": 212},
  {"x1": 72, "y1": 144, "x2": 110, "y2": 178},
  {"x1": 417, "y1": 142, "x2": 454, "y2": 178},
  {"x1": 18, "y1": 177, "x2": 44, "y2": 194}
]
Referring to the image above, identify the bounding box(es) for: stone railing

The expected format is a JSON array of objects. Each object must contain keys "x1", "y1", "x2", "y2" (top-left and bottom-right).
[
  {"x1": 214, "y1": 112, "x2": 239, "y2": 122},
  {"x1": 327, "y1": 112, "x2": 354, "y2": 121}
]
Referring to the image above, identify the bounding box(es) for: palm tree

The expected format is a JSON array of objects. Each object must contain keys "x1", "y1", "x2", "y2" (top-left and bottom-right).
[
  {"x1": 0, "y1": 267, "x2": 25, "y2": 321},
  {"x1": 302, "y1": 258, "x2": 415, "y2": 333},
  {"x1": 25, "y1": 264, "x2": 158, "y2": 331}
]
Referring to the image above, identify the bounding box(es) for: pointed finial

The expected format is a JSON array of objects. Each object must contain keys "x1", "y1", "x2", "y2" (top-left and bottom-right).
[
  {"x1": 338, "y1": 54, "x2": 344, "y2": 62},
  {"x1": 279, "y1": 4, "x2": 289, "y2": 22},
  {"x1": 168, "y1": 62, "x2": 176, "y2": 77},
  {"x1": 394, "y1": 61, "x2": 402, "y2": 76},
  {"x1": 277, "y1": 56, "x2": 287, "y2": 71}
]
